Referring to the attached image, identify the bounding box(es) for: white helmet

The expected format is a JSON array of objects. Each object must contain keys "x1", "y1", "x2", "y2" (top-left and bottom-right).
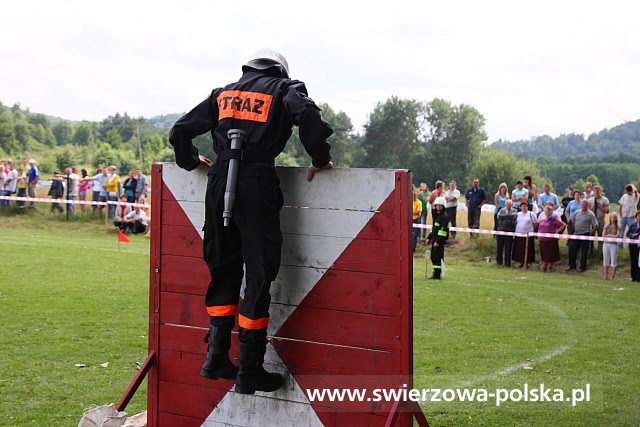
[
  {"x1": 434, "y1": 197, "x2": 446, "y2": 207},
  {"x1": 243, "y1": 47, "x2": 290, "y2": 78}
]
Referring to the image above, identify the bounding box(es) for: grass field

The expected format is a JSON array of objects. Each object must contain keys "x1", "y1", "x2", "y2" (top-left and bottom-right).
[{"x1": 1, "y1": 210, "x2": 639, "y2": 426}]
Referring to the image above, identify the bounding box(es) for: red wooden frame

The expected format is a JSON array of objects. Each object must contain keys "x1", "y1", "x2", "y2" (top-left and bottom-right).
[{"x1": 117, "y1": 164, "x2": 427, "y2": 426}]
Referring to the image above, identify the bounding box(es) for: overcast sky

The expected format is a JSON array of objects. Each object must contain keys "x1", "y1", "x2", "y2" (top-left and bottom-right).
[{"x1": 1, "y1": 0, "x2": 638, "y2": 142}]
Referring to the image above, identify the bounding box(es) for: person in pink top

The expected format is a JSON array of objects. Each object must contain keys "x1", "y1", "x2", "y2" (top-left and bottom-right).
[
  {"x1": 78, "y1": 168, "x2": 91, "y2": 216},
  {"x1": 538, "y1": 205, "x2": 567, "y2": 272}
]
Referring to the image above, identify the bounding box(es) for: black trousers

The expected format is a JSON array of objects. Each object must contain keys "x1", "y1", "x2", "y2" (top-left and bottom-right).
[
  {"x1": 203, "y1": 173, "x2": 283, "y2": 342},
  {"x1": 468, "y1": 207, "x2": 481, "y2": 237},
  {"x1": 568, "y1": 234, "x2": 590, "y2": 269},
  {"x1": 496, "y1": 235, "x2": 513, "y2": 266},
  {"x1": 430, "y1": 242, "x2": 444, "y2": 278},
  {"x1": 629, "y1": 245, "x2": 640, "y2": 281},
  {"x1": 445, "y1": 206, "x2": 457, "y2": 238}
]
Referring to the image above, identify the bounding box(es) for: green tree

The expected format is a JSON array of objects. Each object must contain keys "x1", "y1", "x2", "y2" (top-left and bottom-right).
[
  {"x1": 0, "y1": 103, "x2": 19, "y2": 153},
  {"x1": 105, "y1": 128, "x2": 123, "y2": 149},
  {"x1": 52, "y1": 121, "x2": 74, "y2": 146},
  {"x1": 72, "y1": 121, "x2": 95, "y2": 146},
  {"x1": 360, "y1": 96, "x2": 424, "y2": 169},
  {"x1": 424, "y1": 99, "x2": 486, "y2": 186}
]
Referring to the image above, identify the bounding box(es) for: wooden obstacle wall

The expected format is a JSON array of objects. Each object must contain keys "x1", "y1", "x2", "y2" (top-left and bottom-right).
[{"x1": 147, "y1": 163, "x2": 414, "y2": 426}]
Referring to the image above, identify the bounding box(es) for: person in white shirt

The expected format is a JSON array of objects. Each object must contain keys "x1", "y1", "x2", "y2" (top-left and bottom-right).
[
  {"x1": 3, "y1": 160, "x2": 18, "y2": 207},
  {"x1": 444, "y1": 180, "x2": 460, "y2": 239},
  {"x1": 618, "y1": 184, "x2": 640, "y2": 248},
  {"x1": 122, "y1": 204, "x2": 148, "y2": 234}
]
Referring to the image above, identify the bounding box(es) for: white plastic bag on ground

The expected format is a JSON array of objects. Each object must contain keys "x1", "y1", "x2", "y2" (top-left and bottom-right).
[{"x1": 78, "y1": 404, "x2": 127, "y2": 427}]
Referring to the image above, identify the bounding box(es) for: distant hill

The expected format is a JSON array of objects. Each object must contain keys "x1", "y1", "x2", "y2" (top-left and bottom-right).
[
  {"x1": 491, "y1": 119, "x2": 640, "y2": 160},
  {"x1": 149, "y1": 113, "x2": 183, "y2": 130}
]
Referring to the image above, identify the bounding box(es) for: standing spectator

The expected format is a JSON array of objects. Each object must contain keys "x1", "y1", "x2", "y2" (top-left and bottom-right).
[
  {"x1": 496, "y1": 198, "x2": 517, "y2": 267},
  {"x1": 566, "y1": 200, "x2": 597, "y2": 272},
  {"x1": 465, "y1": 177, "x2": 486, "y2": 238},
  {"x1": 27, "y1": 159, "x2": 39, "y2": 209},
  {"x1": 512, "y1": 202, "x2": 538, "y2": 269},
  {"x1": 602, "y1": 212, "x2": 620, "y2": 280},
  {"x1": 104, "y1": 166, "x2": 120, "y2": 217},
  {"x1": 412, "y1": 190, "x2": 422, "y2": 253},
  {"x1": 87, "y1": 167, "x2": 106, "y2": 215},
  {"x1": 511, "y1": 180, "x2": 528, "y2": 211},
  {"x1": 122, "y1": 204, "x2": 149, "y2": 235},
  {"x1": 444, "y1": 180, "x2": 460, "y2": 239},
  {"x1": 537, "y1": 183, "x2": 559, "y2": 213},
  {"x1": 123, "y1": 170, "x2": 138, "y2": 203},
  {"x1": 618, "y1": 184, "x2": 639, "y2": 248},
  {"x1": 52, "y1": 167, "x2": 79, "y2": 215},
  {"x1": 113, "y1": 194, "x2": 133, "y2": 231},
  {"x1": 417, "y1": 182, "x2": 430, "y2": 241},
  {"x1": 48, "y1": 172, "x2": 65, "y2": 212},
  {"x1": 565, "y1": 190, "x2": 583, "y2": 235},
  {"x1": 78, "y1": 169, "x2": 90, "y2": 216},
  {"x1": 427, "y1": 197, "x2": 450, "y2": 280},
  {"x1": 0, "y1": 165, "x2": 6, "y2": 207},
  {"x1": 583, "y1": 181, "x2": 594, "y2": 200},
  {"x1": 493, "y1": 183, "x2": 509, "y2": 231},
  {"x1": 135, "y1": 168, "x2": 149, "y2": 199},
  {"x1": 588, "y1": 185, "x2": 609, "y2": 254},
  {"x1": 523, "y1": 175, "x2": 537, "y2": 212},
  {"x1": 2, "y1": 160, "x2": 18, "y2": 207},
  {"x1": 16, "y1": 167, "x2": 27, "y2": 208},
  {"x1": 626, "y1": 212, "x2": 640, "y2": 282},
  {"x1": 538, "y1": 205, "x2": 567, "y2": 272},
  {"x1": 429, "y1": 180, "x2": 446, "y2": 224}
]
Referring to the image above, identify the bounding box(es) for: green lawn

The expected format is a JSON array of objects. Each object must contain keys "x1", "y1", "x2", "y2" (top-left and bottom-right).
[
  {"x1": 1, "y1": 211, "x2": 639, "y2": 426},
  {"x1": 0, "y1": 214, "x2": 149, "y2": 426}
]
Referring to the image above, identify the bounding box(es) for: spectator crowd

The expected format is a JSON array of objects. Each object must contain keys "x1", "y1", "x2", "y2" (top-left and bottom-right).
[
  {"x1": 0, "y1": 158, "x2": 150, "y2": 236},
  {"x1": 415, "y1": 176, "x2": 640, "y2": 283}
]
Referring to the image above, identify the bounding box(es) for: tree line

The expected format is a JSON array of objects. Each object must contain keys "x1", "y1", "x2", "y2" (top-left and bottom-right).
[{"x1": 1, "y1": 99, "x2": 638, "y2": 200}]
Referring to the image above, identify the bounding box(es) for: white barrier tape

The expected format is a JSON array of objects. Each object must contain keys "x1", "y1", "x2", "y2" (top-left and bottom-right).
[
  {"x1": 414, "y1": 223, "x2": 640, "y2": 244},
  {"x1": 0, "y1": 195, "x2": 150, "y2": 209}
]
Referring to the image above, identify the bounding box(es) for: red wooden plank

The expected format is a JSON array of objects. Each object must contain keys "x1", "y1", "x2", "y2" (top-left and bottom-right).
[
  {"x1": 157, "y1": 348, "x2": 401, "y2": 415},
  {"x1": 161, "y1": 255, "x2": 209, "y2": 295},
  {"x1": 158, "y1": 349, "x2": 236, "y2": 392},
  {"x1": 147, "y1": 164, "x2": 163, "y2": 427},
  {"x1": 161, "y1": 198, "x2": 190, "y2": 225},
  {"x1": 274, "y1": 305, "x2": 400, "y2": 352},
  {"x1": 296, "y1": 269, "x2": 400, "y2": 316},
  {"x1": 161, "y1": 224, "x2": 202, "y2": 258},
  {"x1": 158, "y1": 327, "x2": 397, "y2": 377},
  {"x1": 330, "y1": 237, "x2": 395, "y2": 275},
  {"x1": 273, "y1": 339, "x2": 397, "y2": 376},
  {"x1": 160, "y1": 292, "x2": 210, "y2": 328},
  {"x1": 158, "y1": 412, "x2": 202, "y2": 427},
  {"x1": 396, "y1": 170, "x2": 415, "y2": 427},
  {"x1": 158, "y1": 381, "x2": 229, "y2": 422},
  {"x1": 161, "y1": 292, "x2": 399, "y2": 351}
]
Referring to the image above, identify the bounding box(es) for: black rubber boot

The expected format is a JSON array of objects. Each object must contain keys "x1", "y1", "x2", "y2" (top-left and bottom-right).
[
  {"x1": 234, "y1": 341, "x2": 283, "y2": 394},
  {"x1": 200, "y1": 317, "x2": 238, "y2": 380}
]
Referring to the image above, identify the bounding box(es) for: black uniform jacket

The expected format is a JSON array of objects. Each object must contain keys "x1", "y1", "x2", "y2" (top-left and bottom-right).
[{"x1": 169, "y1": 68, "x2": 332, "y2": 181}]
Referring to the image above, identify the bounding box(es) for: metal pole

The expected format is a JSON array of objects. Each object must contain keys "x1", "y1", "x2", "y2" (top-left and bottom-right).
[{"x1": 223, "y1": 129, "x2": 248, "y2": 227}]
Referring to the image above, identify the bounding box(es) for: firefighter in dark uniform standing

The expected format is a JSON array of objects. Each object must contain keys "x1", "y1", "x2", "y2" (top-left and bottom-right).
[
  {"x1": 169, "y1": 48, "x2": 333, "y2": 394},
  {"x1": 427, "y1": 196, "x2": 450, "y2": 280}
]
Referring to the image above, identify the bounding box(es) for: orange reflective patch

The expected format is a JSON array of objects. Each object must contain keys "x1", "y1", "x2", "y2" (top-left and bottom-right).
[
  {"x1": 217, "y1": 90, "x2": 272, "y2": 123},
  {"x1": 238, "y1": 314, "x2": 270, "y2": 330},
  {"x1": 206, "y1": 304, "x2": 238, "y2": 317}
]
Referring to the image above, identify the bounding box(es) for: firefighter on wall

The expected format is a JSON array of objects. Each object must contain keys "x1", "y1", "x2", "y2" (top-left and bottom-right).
[
  {"x1": 169, "y1": 48, "x2": 333, "y2": 394},
  {"x1": 427, "y1": 196, "x2": 450, "y2": 280}
]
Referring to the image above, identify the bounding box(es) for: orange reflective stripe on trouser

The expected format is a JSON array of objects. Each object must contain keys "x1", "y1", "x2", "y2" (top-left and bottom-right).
[
  {"x1": 238, "y1": 314, "x2": 269, "y2": 330},
  {"x1": 206, "y1": 304, "x2": 238, "y2": 317}
]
